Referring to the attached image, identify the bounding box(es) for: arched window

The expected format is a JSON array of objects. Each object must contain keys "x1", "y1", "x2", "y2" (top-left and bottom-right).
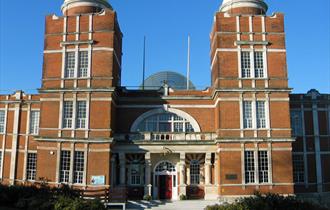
[
  {"x1": 190, "y1": 160, "x2": 200, "y2": 185},
  {"x1": 137, "y1": 113, "x2": 194, "y2": 132},
  {"x1": 155, "y1": 161, "x2": 176, "y2": 173}
]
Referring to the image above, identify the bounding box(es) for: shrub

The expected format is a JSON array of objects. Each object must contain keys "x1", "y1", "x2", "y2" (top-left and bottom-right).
[
  {"x1": 180, "y1": 194, "x2": 187, "y2": 200},
  {"x1": 143, "y1": 195, "x2": 152, "y2": 201},
  {"x1": 205, "y1": 193, "x2": 329, "y2": 210}
]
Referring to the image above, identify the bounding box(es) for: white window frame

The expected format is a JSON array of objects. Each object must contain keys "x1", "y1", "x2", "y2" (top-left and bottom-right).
[
  {"x1": 240, "y1": 50, "x2": 265, "y2": 79},
  {"x1": 0, "y1": 110, "x2": 5, "y2": 134},
  {"x1": 64, "y1": 49, "x2": 90, "y2": 79},
  {"x1": 242, "y1": 100, "x2": 268, "y2": 130},
  {"x1": 130, "y1": 164, "x2": 142, "y2": 186},
  {"x1": 29, "y1": 111, "x2": 40, "y2": 135},
  {"x1": 26, "y1": 153, "x2": 37, "y2": 181},
  {"x1": 258, "y1": 151, "x2": 269, "y2": 183},
  {"x1": 243, "y1": 101, "x2": 253, "y2": 129},
  {"x1": 73, "y1": 151, "x2": 84, "y2": 184},
  {"x1": 0, "y1": 150, "x2": 2, "y2": 176},
  {"x1": 244, "y1": 151, "x2": 255, "y2": 184},
  {"x1": 190, "y1": 160, "x2": 200, "y2": 185},
  {"x1": 76, "y1": 101, "x2": 87, "y2": 129},
  {"x1": 256, "y1": 101, "x2": 266, "y2": 129},
  {"x1": 293, "y1": 154, "x2": 305, "y2": 183},
  {"x1": 60, "y1": 151, "x2": 71, "y2": 183},
  {"x1": 63, "y1": 101, "x2": 73, "y2": 129}
]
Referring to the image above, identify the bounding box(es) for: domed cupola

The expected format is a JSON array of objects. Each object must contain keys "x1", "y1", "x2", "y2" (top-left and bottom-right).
[
  {"x1": 61, "y1": 0, "x2": 113, "y2": 16},
  {"x1": 219, "y1": 0, "x2": 268, "y2": 15}
]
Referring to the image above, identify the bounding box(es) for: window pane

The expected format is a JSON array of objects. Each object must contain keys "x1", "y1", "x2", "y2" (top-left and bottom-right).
[
  {"x1": 244, "y1": 151, "x2": 255, "y2": 183},
  {"x1": 190, "y1": 160, "x2": 200, "y2": 185},
  {"x1": 241, "y1": 52, "x2": 251, "y2": 78},
  {"x1": 243, "y1": 101, "x2": 253, "y2": 128},
  {"x1": 0, "y1": 111, "x2": 5, "y2": 133},
  {"x1": 65, "y1": 52, "x2": 75, "y2": 78},
  {"x1": 254, "y1": 52, "x2": 264, "y2": 78},
  {"x1": 76, "y1": 101, "x2": 87, "y2": 129},
  {"x1": 60, "y1": 151, "x2": 71, "y2": 183},
  {"x1": 63, "y1": 101, "x2": 73, "y2": 128},
  {"x1": 78, "y1": 51, "x2": 88, "y2": 78},
  {"x1": 27, "y1": 153, "x2": 37, "y2": 181},
  {"x1": 293, "y1": 155, "x2": 305, "y2": 183},
  {"x1": 29, "y1": 111, "x2": 40, "y2": 134},
  {"x1": 256, "y1": 101, "x2": 266, "y2": 128},
  {"x1": 73, "y1": 151, "x2": 84, "y2": 184},
  {"x1": 291, "y1": 111, "x2": 303, "y2": 136},
  {"x1": 258, "y1": 151, "x2": 269, "y2": 183}
]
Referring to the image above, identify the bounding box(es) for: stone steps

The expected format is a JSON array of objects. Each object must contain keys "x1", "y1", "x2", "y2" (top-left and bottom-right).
[{"x1": 125, "y1": 200, "x2": 222, "y2": 210}]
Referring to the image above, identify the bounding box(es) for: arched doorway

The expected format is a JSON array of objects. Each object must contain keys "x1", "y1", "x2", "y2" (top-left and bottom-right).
[{"x1": 153, "y1": 161, "x2": 178, "y2": 200}]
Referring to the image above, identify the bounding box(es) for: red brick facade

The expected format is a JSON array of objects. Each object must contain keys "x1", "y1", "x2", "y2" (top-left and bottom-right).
[{"x1": 0, "y1": 0, "x2": 329, "y2": 201}]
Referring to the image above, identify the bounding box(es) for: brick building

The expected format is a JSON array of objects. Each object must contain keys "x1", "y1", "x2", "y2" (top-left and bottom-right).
[{"x1": 0, "y1": 0, "x2": 329, "y2": 201}]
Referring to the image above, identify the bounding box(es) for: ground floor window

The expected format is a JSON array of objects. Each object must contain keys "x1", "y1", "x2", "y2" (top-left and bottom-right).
[
  {"x1": 26, "y1": 153, "x2": 37, "y2": 181},
  {"x1": 244, "y1": 150, "x2": 270, "y2": 184},
  {"x1": 73, "y1": 151, "x2": 84, "y2": 184},
  {"x1": 190, "y1": 160, "x2": 200, "y2": 185},
  {"x1": 293, "y1": 154, "x2": 304, "y2": 183},
  {"x1": 60, "y1": 151, "x2": 71, "y2": 183},
  {"x1": 130, "y1": 164, "x2": 142, "y2": 185}
]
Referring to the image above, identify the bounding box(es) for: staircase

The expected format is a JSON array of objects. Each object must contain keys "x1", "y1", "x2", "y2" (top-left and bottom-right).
[{"x1": 126, "y1": 200, "x2": 222, "y2": 210}]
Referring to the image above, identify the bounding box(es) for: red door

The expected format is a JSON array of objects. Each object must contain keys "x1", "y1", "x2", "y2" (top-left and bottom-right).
[{"x1": 159, "y1": 175, "x2": 172, "y2": 199}]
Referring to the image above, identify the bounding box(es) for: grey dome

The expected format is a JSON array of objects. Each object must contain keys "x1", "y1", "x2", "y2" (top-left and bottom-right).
[{"x1": 141, "y1": 71, "x2": 195, "y2": 90}]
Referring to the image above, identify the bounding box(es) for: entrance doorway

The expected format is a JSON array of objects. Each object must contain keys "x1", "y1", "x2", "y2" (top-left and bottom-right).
[
  {"x1": 159, "y1": 175, "x2": 172, "y2": 199},
  {"x1": 153, "y1": 161, "x2": 178, "y2": 200}
]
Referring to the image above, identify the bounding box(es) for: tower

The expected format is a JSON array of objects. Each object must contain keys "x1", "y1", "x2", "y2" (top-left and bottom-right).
[
  {"x1": 36, "y1": 0, "x2": 122, "y2": 186},
  {"x1": 213, "y1": 0, "x2": 294, "y2": 195}
]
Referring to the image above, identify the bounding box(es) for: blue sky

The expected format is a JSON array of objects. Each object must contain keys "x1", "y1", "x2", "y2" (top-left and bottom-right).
[{"x1": 0, "y1": 0, "x2": 329, "y2": 94}]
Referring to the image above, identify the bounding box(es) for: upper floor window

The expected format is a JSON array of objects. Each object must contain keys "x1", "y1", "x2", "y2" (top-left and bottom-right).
[
  {"x1": 293, "y1": 154, "x2": 304, "y2": 183},
  {"x1": 241, "y1": 51, "x2": 265, "y2": 78},
  {"x1": 137, "y1": 113, "x2": 195, "y2": 133},
  {"x1": 243, "y1": 101, "x2": 267, "y2": 129},
  {"x1": 76, "y1": 101, "x2": 87, "y2": 129},
  {"x1": 64, "y1": 51, "x2": 89, "y2": 78},
  {"x1": 29, "y1": 111, "x2": 40, "y2": 135},
  {"x1": 0, "y1": 111, "x2": 5, "y2": 133},
  {"x1": 65, "y1": 52, "x2": 75, "y2": 78},
  {"x1": 63, "y1": 101, "x2": 73, "y2": 129},
  {"x1": 290, "y1": 111, "x2": 303, "y2": 136}
]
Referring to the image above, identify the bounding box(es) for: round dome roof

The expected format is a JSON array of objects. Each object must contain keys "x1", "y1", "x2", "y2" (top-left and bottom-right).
[
  {"x1": 61, "y1": 0, "x2": 113, "y2": 15},
  {"x1": 219, "y1": 0, "x2": 268, "y2": 14},
  {"x1": 141, "y1": 71, "x2": 196, "y2": 90}
]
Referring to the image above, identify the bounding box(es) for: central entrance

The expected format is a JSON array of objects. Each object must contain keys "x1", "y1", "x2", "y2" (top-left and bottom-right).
[
  {"x1": 159, "y1": 175, "x2": 172, "y2": 199},
  {"x1": 154, "y1": 161, "x2": 178, "y2": 200}
]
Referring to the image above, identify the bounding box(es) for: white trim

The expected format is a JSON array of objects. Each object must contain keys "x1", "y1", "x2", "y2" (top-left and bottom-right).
[
  {"x1": 312, "y1": 103, "x2": 323, "y2": 193},
  {"x1": 153, "y1": 160, "x2": 178, "y2": 200},
  {"x1": 130, "y1": 108, "x2": 201, "y2": 132},
  {"x1": 9, "y1": 103, "x2": 20, "y2": 184}
]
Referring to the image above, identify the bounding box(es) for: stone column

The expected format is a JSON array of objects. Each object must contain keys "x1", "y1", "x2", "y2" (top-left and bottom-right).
[
  {"x1": 110, "y1": 154, "x2": 117, "y2": 187},
  {"x1": 119, "y1": 153, "x2": 126, "y2": 186},
  {"x1": 144, "y1": 152, "x2": 152, "y2": 197},
  {"x1": 204, "y1": 153, "x2": 212, "y2": 185},
  {"x1": 186, "y1": 166, "x2": 191, "y2": 186},
  {"x1": 179, "y1": 152, "x2": 186, "y2": 196},
  {"x1": 214, "y1": 154, "x2": 219, "y2": 186}
]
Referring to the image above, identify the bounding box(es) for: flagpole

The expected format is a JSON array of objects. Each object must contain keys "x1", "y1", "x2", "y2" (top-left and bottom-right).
[
  {"x1": 142, "y1": 36, "x2": 146, "y2": 90},
  {"x1": 186, "y1": 35, "x2": 191, "y2": 90}
]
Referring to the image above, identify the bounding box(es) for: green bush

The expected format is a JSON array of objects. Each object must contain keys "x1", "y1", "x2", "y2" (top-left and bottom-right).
[
  {"x1": 205, "y1": 193, "x2": 329, "y2": 210},
  {"x1": 180, "y1": 194, "x2": 187, "y2": 200},
  {"x1": 143, "y1": 194, "x2": 152, "y2": 201},
  {"x1": 0, "y1": 184, "x2": 106, "y2": 210}
]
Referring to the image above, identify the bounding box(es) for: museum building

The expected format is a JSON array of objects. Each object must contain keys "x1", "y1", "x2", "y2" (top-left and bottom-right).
[{"x1": 0, "y1": 0, "x2": 329, "y2": 201}]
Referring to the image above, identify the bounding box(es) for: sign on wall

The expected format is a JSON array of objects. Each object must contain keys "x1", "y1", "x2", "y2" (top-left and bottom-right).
[{"x1": 91, "y1": 175, "x2": 105, "y2": 185}]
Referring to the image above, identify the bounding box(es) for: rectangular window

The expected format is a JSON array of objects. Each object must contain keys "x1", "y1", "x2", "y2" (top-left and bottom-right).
[
  {"x1": 76, "y1": 101, "x2": 87, "y2": 129},
  {"x1": 78, "y1": 51, "x2": 89, "y2": 78},
  {"x1": 190, "y1": 161, "x2": 200, "y2": 185},
  {"x1": 243, "y1": 101, "x2": 253, "y2": 128},
  {"x1": 26, "y1": 153, "x2": 37, "y2": 181},
  {"x1": 73, "y1": 151, "x2": 84, "y2": 184},
  {"x1": 293, "y1": 155, "x2": 305, "y2": 183},
  {"x1": 258, "y1": 151, "x2": 269, "y2": 183},
  {"x1": 256, "y1": 101, "x2": 266, "y2": 128},
  {"x1": 29, "y1": 111, "x2": 40, "y2": 135},
  {"x1": 60, "y1": 151, "x2": 71, "y2": 183},
  {"x1": 63, "y1": 101, "x2": 73, "y2": 129},
  {"x1": 244, "y1": 151, "x2": 255, "y2": 183},
  {"x1": 254, "y1": 52, "x2": 264, "y2": 78},
  {"x1": 291, "y1": 111, "x2": 303, "y2": 136},
  {"x1": 0, "y1": 111, "x2": 5, "y2": 133},
  {"x1": 130, "y1": 164, "x2": 141, "y2": 185},
  {"x1": 241, "y1": 51, "x2": 251, "y2": 78},
  {"x1": 65, "y1": 52, "x2": 75, "y2": 78}
]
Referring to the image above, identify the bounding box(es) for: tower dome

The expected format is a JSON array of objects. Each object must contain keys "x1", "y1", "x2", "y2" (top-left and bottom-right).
[
  {"x1": 61, "y1": 0, "x2": 113, "y2": 16},
  {"x1": 219, "y1": 0, "x2": 268, "y2": 15}
]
